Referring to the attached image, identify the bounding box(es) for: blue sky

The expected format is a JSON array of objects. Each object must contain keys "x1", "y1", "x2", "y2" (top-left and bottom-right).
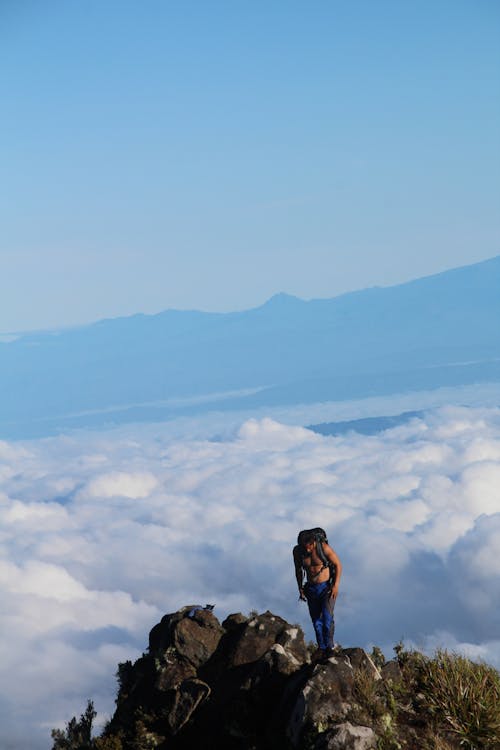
[{"x1": 1, "y1": 0, "x2": 499, "y2": 331}]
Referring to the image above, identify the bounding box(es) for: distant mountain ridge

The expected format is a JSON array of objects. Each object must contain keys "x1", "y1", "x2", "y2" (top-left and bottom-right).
[{"x1": 1, "y1": 256, "x2": 499, "y2": 438}]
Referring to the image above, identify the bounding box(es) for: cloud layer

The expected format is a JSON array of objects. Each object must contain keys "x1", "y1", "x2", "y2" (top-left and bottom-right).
[{"x1": 1, "y1": 405, "x2": 500, "y2": 748}]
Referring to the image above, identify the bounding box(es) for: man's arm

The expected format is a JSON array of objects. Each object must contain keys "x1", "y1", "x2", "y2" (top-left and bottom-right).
[
  {"x1": 293, "y1": 546, "x2": 306, "y2": 600},
  {"x1": 324, "y1": 543, "x2": 342, "y2": 600}
]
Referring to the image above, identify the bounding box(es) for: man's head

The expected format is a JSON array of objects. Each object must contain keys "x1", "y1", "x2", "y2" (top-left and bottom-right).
[{"x1": 297, "y1": 530, "x2": 316, "y2": 550}]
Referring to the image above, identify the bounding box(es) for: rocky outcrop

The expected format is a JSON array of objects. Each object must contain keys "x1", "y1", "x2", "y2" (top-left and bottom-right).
[{"x1": 105, "y1": 605, "x2": 386, "y2": 749}]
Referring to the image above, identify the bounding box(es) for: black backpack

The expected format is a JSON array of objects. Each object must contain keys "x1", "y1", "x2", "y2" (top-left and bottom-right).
[{"x1": 297, "y1": 527, "x2": 336, "y2": 584}]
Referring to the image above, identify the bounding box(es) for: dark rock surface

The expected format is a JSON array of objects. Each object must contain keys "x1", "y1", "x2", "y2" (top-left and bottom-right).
[{"x1": 105, "y1": 606, "x2": 381, "y2": 749}]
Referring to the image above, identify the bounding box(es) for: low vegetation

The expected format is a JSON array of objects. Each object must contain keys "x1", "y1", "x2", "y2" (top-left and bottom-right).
[{"x1": 349, "y1": 643, "x2": 500, "y2": 750}]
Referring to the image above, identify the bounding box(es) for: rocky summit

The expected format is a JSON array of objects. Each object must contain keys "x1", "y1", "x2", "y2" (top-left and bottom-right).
[{"x1": 103, "y1": 605, "x2": 387, "y2": 750}]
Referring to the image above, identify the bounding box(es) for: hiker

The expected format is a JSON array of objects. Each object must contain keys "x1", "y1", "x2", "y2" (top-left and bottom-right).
[{"x1": 293, "y1": 528, "x2": 342, "y2": 659}]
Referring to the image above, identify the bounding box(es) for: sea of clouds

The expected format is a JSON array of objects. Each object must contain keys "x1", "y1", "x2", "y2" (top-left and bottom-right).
[{"x1": 1, "y1": 404, "x2": 500, "y2": 748}]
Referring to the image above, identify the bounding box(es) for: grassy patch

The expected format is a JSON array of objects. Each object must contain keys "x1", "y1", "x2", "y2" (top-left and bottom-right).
[
  {"x1": 412, "y1": 649, "x2": 500, "y2": 749},
  {"x1": 348, "y1": 645, "x2": 500, "y2": 750}
]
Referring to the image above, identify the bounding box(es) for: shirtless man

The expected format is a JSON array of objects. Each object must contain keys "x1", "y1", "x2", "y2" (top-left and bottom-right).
[{"x1": 293, "y1": 530, "x2": 342, "y2": 658}]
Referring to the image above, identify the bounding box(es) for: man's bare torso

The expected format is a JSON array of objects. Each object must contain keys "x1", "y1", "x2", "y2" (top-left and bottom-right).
[{"x1": 294, "y1": 543, "x2": 331, "y2": 585}]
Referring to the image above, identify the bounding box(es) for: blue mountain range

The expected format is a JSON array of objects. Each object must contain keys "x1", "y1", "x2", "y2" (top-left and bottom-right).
[{"x1": 2, "y1": 256, "x2": 499, "y2": 438}]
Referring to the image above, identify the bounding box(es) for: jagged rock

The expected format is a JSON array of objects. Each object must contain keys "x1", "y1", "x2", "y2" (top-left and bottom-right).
[
  {"x1": 314, "y1": 722, "x2": 378, "y2": 749},
  {"x1": 149, "y1": 605, "x2": 222, "y2": 658},
  {"x1": 165, "y1": 677, "x2": 211, "y2": 734},
  {"x1": 149, "y1": 606, "x2": 193, "y2": 653},
  {"x1": 226, "y1": 611, "x2": 306, "y2": 668},
  {"x1": 193, "y1": 611, "x2": 310, "y2": 745},
  {"x1": 342, "y1": 648, "x2": 381, "y2": 680},
  {"x1": 155, "y1": 655, "x2": 196, "y2": 692},
  {"x1": 172, "y1": 608, "x2": 224, "y2": 667},
  {"x1": 287, "y1": 655, "x2": 356, "y2": 748},
  {"x1": 381, "y1": 659, "x2": 402, "y2": 683},
  {"x1": 152, "y1": 607, "x2": 224, "y2": 692},
  {"x1": 263, "y1": 641, "x2": 305, "y2": 677},
  {"x1": 105, "y1": 607, "x2": 380, "y2": 750},
  {"x1": 222, "y1": 612, "x2": 249, "y2": 630}
]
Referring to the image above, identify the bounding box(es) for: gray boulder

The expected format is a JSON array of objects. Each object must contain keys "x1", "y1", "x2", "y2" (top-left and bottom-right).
[
  {"x1": 287, "y1": 655, "x2": 356, "y2": 747},
  {"x1": 225, "y1": 611, "x2": 308, "y2": 668},
  {"x1": 172, "y1": 608, "x2": 224, "y2": 667},
  {"x1": 381, "y1": 659, "x2": 403, "y2": 684},
  {"x1": 286, "y1": 648, "x2": 383, "y2": 748},
  {"x1": 315, "y1": 721, "x2": 378, "y2": 749}
]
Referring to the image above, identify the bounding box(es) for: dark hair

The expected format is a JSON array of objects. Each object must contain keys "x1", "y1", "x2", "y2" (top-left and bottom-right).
[
  {"x1": 297, "y1": 529, "x2": 316, "y2": 546},
  {"x1": 297, "y1": 528, "x2": 329, "y2": 546}
]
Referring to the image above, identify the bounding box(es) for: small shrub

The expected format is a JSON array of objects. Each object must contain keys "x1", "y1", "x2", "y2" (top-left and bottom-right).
[
  {"x1": 352, "y1": 667, "x2": 387, "y2": 722},
  {"x1": 376, "y1": 712, "x2": 402, "y2": 750},
  {"x1": 117, "y1": 660, "x2": 134, "y2": 693},
  {"x1": 371, "y1": 646, "x2": 386, "y2": 669},
  {"x1": 51, "y1": 700, "x2": 96, "y2": 750},
  {"x1": 131, "y1": 718, "x2": 164, "y2": 750},
  {"x1": 94, "y1": 737, "x2": 123, "y2": 750},
  {"x1": 350, "y1": 666, "x2": 401, "y2": 749}
]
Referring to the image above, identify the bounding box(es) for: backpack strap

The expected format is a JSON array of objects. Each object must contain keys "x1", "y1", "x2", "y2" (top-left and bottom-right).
[
  {"x1": 315, "y1": 537, "x2": 329, "y2": 567},
  {"x1": 313, "y1": 536, "x2": 337, "y2": 585}
]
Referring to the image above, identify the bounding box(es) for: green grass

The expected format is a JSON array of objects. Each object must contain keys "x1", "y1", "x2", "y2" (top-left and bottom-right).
[
  {"x1": 413, "y1": 649, "x2": 500, "y2": 749},
  {"x1": 349, "y1": 646, "x2": 500, "y2": 750}
]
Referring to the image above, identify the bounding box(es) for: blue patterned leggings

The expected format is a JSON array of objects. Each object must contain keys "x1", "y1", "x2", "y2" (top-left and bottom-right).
[{"x1": 305, "y1": 581, "x2": 335, "y2": 650}]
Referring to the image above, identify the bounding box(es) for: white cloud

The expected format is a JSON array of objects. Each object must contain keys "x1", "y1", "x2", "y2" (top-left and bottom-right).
[
  {"x1": 0, "y1": 559, "x2": 92, "y2": 601},
  {"x1": 0, "y1": 404, "x2": 500, "y2": 748},
  {"x1": 0, "y1": 499, "x2": 69, "y2": 530},
  {"x1": 397, "y1": 631, "x2": 500, "y2": 671},
  {"x1": 460, "y1": 462, "x2": 500, "y2": 515},
  {"x1": 84, "y1": 471, "x2": 158, "y2": 499}
]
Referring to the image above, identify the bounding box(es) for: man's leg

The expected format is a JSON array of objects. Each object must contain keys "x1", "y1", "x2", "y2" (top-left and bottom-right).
[
  {"x1": 320, "y1": 587, "x2": 335, "y2": 650},
  {"x1": 305, "y1": 583, "x2": 328, "y2": 650}
]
